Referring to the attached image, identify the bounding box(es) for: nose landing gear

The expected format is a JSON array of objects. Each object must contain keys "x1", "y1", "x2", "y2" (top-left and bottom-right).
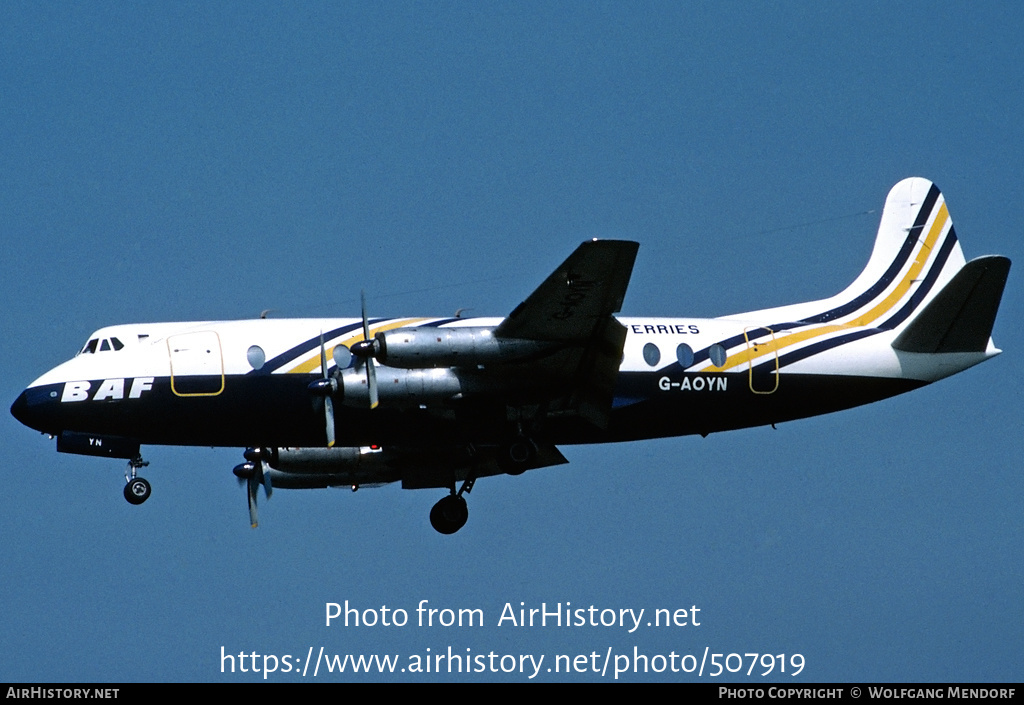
[{"x1": 123, "y1": 456, "x2": 151, "y2": 505}]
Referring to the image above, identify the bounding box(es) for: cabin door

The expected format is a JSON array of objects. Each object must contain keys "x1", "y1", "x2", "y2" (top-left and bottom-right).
[
  {"x1": 168, "y1": 331, "x2": 225, "y2": 397},
  {"x1": 743, "y1": 327, "x2": 779, "y2": 394}
]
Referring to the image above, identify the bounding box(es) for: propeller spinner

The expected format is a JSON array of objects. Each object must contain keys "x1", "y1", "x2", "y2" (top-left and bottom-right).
[{"x1": 232, "y1": 447, "x2": 274, "y2": 527}]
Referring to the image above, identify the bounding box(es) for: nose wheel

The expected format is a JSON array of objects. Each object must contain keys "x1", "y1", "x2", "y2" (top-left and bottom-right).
[
  {"x1": 123, "y1": 456, "x2": 151, "y2": 505},
  {"x1": 124, "y1": 477, "x2": 151, "y2": 505}
]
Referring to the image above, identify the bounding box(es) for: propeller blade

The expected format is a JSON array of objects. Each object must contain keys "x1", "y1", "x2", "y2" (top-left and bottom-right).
[
  {"x1": 325, "y1": 395, "x2": 336, "y2": 447},
  {"x1": 320, "y1": 330, "x2": 329, "y2": 378},
  {"x1": 318, "y1": 331, "x2": 338, "y2": 446},
  {"x1": 361, "y1": 290, "x2": 371, "y2": 343},
  {"x1": 366, "y1": 357, "x2": 379, "y2": 409},
  {"x1": 360, "y1": 291, "x2": 380, "y2": 409},
  {"x1": 247, "y1": 468, "x2": 259, "y2": 528},
  {"x1": 262, "y1": 461, "x2": 273, "y2": 498}
]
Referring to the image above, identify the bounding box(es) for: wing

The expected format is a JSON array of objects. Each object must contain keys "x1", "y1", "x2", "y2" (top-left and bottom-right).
[
  {"x1": 495, "y1": 239, "x2": 639, "y2": 429},
  {"x1": 496, "y1": 239, "x2": 639, "y2": 341}
]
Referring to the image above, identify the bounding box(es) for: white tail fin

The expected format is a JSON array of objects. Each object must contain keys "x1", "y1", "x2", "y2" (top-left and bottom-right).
[
  {"x1": 723, "y1": 177, "x2": 969, "y2": 331},
  {"x1": 831, "y1": 177, "x2": 966, "y2": 333}
]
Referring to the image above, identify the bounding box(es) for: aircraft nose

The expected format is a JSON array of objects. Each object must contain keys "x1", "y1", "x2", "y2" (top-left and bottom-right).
[
  {"x1": 11, "y1": 390, "x2": 30, "y2": 425},
  {"x1": 11, "y1": 387, "x2": 59, "y2": 434}
]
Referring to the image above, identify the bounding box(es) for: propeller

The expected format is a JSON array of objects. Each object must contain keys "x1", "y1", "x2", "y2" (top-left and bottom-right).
[
  {"x1": 307, "y1": 327, "x2": 364, "y2": 445},
  {"x1": 307, "y1": 293, "x2": 379, "y2": 441},
  {"x1": 232, "y1": 447, "x2": 273, "y2": 528}
]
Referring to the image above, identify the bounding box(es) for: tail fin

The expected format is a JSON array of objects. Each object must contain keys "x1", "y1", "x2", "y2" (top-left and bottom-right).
[
  {"x1": 713, "y1": 178, "x2": 1008, "y2": 382},
  {"x1": 892, "y1": 255, "x2": 1011, "y2": 353},
  {"x1": 722, "y1": 177, "x2": 971, "y2": 329},
  {"x1": 823, "y1": 177, "x2": 968, "y2": 332}
]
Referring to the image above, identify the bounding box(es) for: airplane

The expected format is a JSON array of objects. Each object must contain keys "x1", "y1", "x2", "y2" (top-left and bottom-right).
[{"x1": 10, "y1": 177, "x2": 1011, "y2": 534}]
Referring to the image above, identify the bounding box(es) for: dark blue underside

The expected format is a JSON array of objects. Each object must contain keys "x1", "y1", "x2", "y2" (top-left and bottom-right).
[{"x1": 12, "y1": 371, "x2": 924, "y2": 449}]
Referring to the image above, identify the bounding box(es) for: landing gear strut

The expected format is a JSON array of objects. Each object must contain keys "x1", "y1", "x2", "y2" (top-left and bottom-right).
[
  {"x1": 430, "y1": 475, "x2": 475, "y2": 535},
  {"x1": 123, "y1": 456, "x2": 151, "y2": 505}
]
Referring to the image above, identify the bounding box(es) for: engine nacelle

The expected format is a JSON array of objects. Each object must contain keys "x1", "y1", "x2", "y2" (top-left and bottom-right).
[
  {"x1": 261, "y1": 441, "x2": 561, "y2": 492},
  {"x1": 374, "y1": 326, "x2": 550, "y2": 368},
  {"x1": 339, "y1": 365, "x2": 464, "y2": 408},
  {"x1": 266, "y1": 446, "x2": 396, "y2": 489}
]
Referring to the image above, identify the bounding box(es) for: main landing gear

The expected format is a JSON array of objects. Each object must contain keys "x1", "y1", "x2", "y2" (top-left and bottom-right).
[
  {"x1": 123, "y1": 456, "x2": 151, "y2": 505},
  {"x1": 430, "y1": 476, "x2": 475, "y2": 535},
  {"x1": 427, "y1": 432, "x2": 537, "y2": 534}
]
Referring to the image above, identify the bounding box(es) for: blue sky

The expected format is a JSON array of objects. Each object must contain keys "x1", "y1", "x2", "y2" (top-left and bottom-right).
[{"x1": 2, "y1": 2, "x2": 1021, "y2": 682}]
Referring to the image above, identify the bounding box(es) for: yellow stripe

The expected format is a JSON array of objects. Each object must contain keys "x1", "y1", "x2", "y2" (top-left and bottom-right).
[
  {"x1": 286, "y1": 318, "x2": 430, "y2": 374},
  {"x1": 717, "y1": 202, "x2": 949, "y2": 372}
]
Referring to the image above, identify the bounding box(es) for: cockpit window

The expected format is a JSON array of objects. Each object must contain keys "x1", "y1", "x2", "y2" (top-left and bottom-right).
[{"x1": 79, "y1": 337, "x2": 126, "y2": 355}]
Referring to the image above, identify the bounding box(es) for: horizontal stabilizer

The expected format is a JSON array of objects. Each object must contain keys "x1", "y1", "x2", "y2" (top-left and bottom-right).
[{"x1": 892, "y1": 256, "x2": 1011, "y2": 353}]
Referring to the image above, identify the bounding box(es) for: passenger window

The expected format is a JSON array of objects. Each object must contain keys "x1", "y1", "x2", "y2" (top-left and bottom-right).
[
  {"x1": 247, "y1": 345, "x2": 266, "y2": 371},
  {"x1": 676, "y1": 343, "x2": 694, "y2": 368},
  {"x1": 333, "y1": 344, "x2": 353, "y2": 369},
  {"x1": 709, "y1": 343, "x2": 728, "y2": 367},
  {"x1": 642, "y1": 342, "x2": 661, "y2": 367}
]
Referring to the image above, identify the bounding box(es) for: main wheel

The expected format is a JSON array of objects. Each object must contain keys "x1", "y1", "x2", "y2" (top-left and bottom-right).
[
  {"x1": 429, "y1": 495, "x2": 468, "y2": 534},
  {"x1": 124, "y1": 477, "x2": 152, "y2": 505}
]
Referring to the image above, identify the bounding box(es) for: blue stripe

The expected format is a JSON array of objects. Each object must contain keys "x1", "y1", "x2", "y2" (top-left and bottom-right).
[
  {"x1": 751, "y1": 223, "x2": 960, "y2": 374},
  {"x1": 791, "y1": 183, "x2": 940, "y2": 326},
  {"x1": 248, "y1": 320, "x2": 384, "y2": 376},
  {"x1": 877, "y1": 228, "x2": 958, "y2": 331}
]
